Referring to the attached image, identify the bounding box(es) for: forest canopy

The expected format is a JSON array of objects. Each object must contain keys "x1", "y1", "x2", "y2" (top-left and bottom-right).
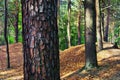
[{"x1": 0, "y1": 0, "x2": 120, "y2": 50}]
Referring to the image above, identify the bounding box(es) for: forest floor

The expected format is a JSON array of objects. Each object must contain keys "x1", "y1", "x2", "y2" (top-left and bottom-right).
[{"x1": 0, "y1": 43, "x2": 120, "y2": 80}]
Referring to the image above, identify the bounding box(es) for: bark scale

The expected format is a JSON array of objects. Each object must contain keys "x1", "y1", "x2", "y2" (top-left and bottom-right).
[{"x1": 22, "y1": 0, "x2": 60, "y2": 80}]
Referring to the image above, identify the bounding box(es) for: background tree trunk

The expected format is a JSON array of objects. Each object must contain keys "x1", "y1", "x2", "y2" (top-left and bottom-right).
[
  {"x1": 101, "y1": 13, "x2": 104, "y2": 41},
  {"x1": 4, "y1": 0, "x2": 10, "y2": 68},
  {"x1": 14, "y1": 12, "x2": 19, "y2": 43},
  {"x1": 101, "y1": 0, "x2": 105, "y2": 41},
  {"x1": 22, "y1": 0, "x2": 60, "y2": 80},
  {"x1": 14, "y1": 0, "x2": 19, "y2": 43},
  {"x1": 96, "y1": 0, "x2": 103, "y2": 51},
  {"x1": 77, "y1": 1, "x2": 82, "y2": 45},
  {"x1": 67, "y1": 0, "x2": 71, "y2": 47},
  {"x1": 85, "y1": 0, "x2": 98, "y2": 69},
  {"x1": 77, "y1": 11, "x2": 81, "y2": 45},
  {"x1": 104, "y1": 0, "x2": 110, "y2": 42}
]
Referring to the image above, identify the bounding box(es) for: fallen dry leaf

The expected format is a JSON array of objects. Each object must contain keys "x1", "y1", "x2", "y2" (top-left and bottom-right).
[{"x1": 0, "y1": 43, "x2": 120, "y2": 80}]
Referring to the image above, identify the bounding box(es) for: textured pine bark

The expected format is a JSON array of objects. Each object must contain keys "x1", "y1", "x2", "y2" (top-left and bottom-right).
[
  {"x1": 85, "y1": 0, "x2": 98, "y2": 69},
  {"x1": 22, "y1": 0, "x2": 60, "y2": 80}
]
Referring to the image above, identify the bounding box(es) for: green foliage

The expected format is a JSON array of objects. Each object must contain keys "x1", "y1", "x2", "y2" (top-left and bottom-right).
[
  {"x1": 58, "y1": 0, "x2": 85, "y2": 50},
  {"x1": 1, "y1": 0, "x2": 118, "y2": 49},
  {"x1": 0, "y1": 35, "x2": 5, "y2": 45},
  {"x1": 114, "y1": 25, "x2": 120, "y2": 43},
  {"x1": 8, "y1": 35, "x2": 14, "y2": 43},
  {"x1": 0, "y1": 0, "x2": 22, "y2": 45},
  {"x1": 18, "y1": 11, "x2": 22, "y2": 42},
  {"x1": 8, "y1": 24, "x2": 15, "y2": 43},
  {"x1": 59, "y1": 11, "x2": 68, "y2": 50},
  {"x1": 18, "y1": 35, "x2": 22, "y2": 42},
  {"x1": 109, "y1": 23, "x2": 120, "y2": 45}
]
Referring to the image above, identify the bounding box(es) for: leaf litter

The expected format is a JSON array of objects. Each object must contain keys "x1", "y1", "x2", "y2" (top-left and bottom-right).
[{"x1": 0, "y1": 43, "x2": 120, "y2": 80}]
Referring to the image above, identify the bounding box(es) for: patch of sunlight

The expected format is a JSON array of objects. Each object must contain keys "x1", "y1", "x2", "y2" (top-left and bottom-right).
[
  {"x1": 103, "y1": 73, "x2": 110, "y2": 76},
  {"x1": 0, "y1": 70, "x2": 15, "y2": 75},
  {"x1": 93, "y1": 78, "x2": 100, "y2": 80},
  {"x1": 4, "y1": 75, "x2": 23, "y2": 80},
  {"x1": 81, "y1": 69, "x2": 88, "y2": 74},
  {"x1": 61, "y1": 71, "x2": 76, "y2": 79},
  {"x1": 117, "y1": 64, "x2": 120, "y2": 67}
]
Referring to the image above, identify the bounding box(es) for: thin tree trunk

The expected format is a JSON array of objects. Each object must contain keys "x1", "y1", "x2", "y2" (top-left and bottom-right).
[
  {"x1": 96, "y1": 0, "x2": 103, "y2": 51},
  {"x1": 77, "y1": 11, "x2": 81, "y2": 45},
  {"x1": 67, "y1": 0, "x2": 71, "y2": 47},
  {"x1": 101, "y1": 13, "x2": 104, "y2": 41},
  {"x1": 101, "y1": 0, "x2": 105, "y2": 42},
  {"x1": 85, "y1": 0, "x2": 98, "y2": 69},
  {"x1": 104, "y1": 0, "x2": 110, "y2": 42},
  {"x1": 14, "y1": 12, "x2": 19, "y2": 43},
  {"x1": 14, "y1": 0, "x2": 19, "y2": 43},
  {"x1": 4, "y1": 0, "x2": 10, "y2": 68}
]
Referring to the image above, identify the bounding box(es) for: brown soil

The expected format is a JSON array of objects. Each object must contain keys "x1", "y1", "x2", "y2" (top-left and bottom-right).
[{"x1": 0, "y1": 43, "x2": 120, "y2": 80}]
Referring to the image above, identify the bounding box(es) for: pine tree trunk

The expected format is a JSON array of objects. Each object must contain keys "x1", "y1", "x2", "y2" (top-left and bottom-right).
[
  {"x1": 104, "y1": 0, "x2": 110, "y2": 42},
  {"x1": 96, "y1": 0, "x2": 103, "y2": 51},
  {"x1": 22, "y1": 0, "x2": 60, "y2": 80},
  {"x1": 14, "y1": 0, "x2": 19, "y2": 43},
  {"x1": 84, "y1": 0, "x2": 98, "y2": 69},
  {"x1": 77, "y1": 11, "x2": 81, "y2": 45},
  {"x1": 14, "y1": 13, "x2": 19, "y2": 43},
  {"x1": 101, "y1": 13, "x2": 104, "y2": 41},
  {"x1": 67, "y1": 0, "x2": 71, "y2": 47},
  {"x1": 4, "y1": 0, "x2": 10, "y2": 68}
]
